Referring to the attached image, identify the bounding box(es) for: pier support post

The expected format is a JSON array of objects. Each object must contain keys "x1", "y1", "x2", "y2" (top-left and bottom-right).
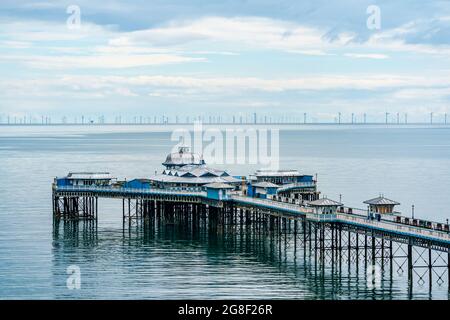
[
  {"x1": 128, "y1": 198, "x2": 131, "y2": 227},
  {"x1": 355, "y1": 232, "x2": 359, "y2": 269},
  {"x1": 122, "y1": 198, "x2": 125, "y2": 226},
  {"x1": 389, "y1": 240, "x2": 393, "y2": 279},
  {"x1": 303, "y1": 220, "x2": 307, "y2": 251},
  {"x1": 371, "y1": 233, "x2": 376, "y2": 266},
  {"x1": 448, "y1": 250, "x2": 450, "y2": 292},
  {"x1": 408, "y1": 242, "x2": 413, "y2": 292},
  {"x1": 348, "y1": 230, "x2": 351, "y2": 264},
  {"x1": 428, "y1": 247, "x2": 432, "y2": 290},
  {"x1": 338, "y1": 225, "x2": 342, "y2": 270},
  {"x1": 364, "y1": 233, "x2": 368, "y2": 269}
]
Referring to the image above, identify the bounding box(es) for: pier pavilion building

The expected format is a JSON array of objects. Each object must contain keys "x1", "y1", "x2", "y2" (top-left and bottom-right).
[
  {"x1": 56, "y1": 172, "x2": 115, "y2": 187},
  {"x1": 308, "y1": 197, "x2": 343, "y2": 214},
  {"x1": 248, "y1": 181, "x2": 280, "y2": 199},
  {"x1": 148, "y1": 147, "x2": 241, "y2": 191},
  {"x1": 249, "y1": 169, "x2": 320, "y2": 203},
  {"x1": 363, "y1": 196, "x2": 400, "y2": 214},
  {"x1": 204, "y1": 183, "x2": 235, "y2": 200}
]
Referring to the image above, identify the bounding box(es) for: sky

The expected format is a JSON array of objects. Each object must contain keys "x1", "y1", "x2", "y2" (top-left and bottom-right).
[{"x1": 1, "y1": 0, "x2": 450, "y2": 123}]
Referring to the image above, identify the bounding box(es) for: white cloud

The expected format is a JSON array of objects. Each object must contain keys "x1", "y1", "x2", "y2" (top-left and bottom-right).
[
  {"x1": 1, "y1": 53, "x2": 205, "y2": 69},
  {"x1": 2, "y1": 15, "x2": 450, "y2": 73},
  {"x1": 92, "y1": 74, "x2": 450, "y2": 91},
  {"x1": 115, "y1": 87, "x2": 138, "y2": 97},
  {"x1": 2, "y1": 73, "x2": 450, "y2": 99},
  {"x1": 1, "y1": 14, "x2": 450, "y2": 115},
  {"x1": 0, "y1": 19, "x2": 115, "y2": 42},
  {"x1": 288, "y1": 49, "x2": 333, "y2": 56},
  {"x1": 0, "y1": 40, "x2": 32, "y2": 49},
  {"x1": 108, "y1": 16, "x2": 450, "y2": 56},
  {"x1": 0, "y1": 19, "x2": 205, "y2": 69},
  {"x1": 392, "y1": 87, "x2": 450, "y2": 99},
  {"x1": 365, "y1": 19, "x2": 450, "y2": 56},
  {"x1": 344, "y1": 53, "x2": 389, "y2": 59},
  {"x1": 109, "y1": 16, "x2": 346, "y2": 51}
]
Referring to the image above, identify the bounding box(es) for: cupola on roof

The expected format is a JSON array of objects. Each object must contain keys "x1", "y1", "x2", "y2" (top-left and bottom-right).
[{"x1": 162, "y1": 147, "x2": 205, "y2": 168}]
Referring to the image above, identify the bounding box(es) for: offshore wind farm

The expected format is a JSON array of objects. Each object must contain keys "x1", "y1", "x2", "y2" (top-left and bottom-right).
[{"x1": 0, "y1": 112, "x2": 448, "y2": 126}]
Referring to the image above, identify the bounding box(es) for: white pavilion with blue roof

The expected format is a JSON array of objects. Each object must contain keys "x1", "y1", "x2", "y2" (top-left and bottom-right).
[{"x1": 149, "y1": 147, "x2": 241, "y2": 191}]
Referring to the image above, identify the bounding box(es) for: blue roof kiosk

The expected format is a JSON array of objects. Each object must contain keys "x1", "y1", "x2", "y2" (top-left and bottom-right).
[
  {"x1": 251, "y1": 181, "x2": 280, "y2": 199},
  {"x1": 308, "y1": 197, "x2": 343, "y2": 214},
  {"x1": 204, "y1": 183, "x2": 235, "y2": 200},
  {"x1": 124, "y1": 179, "x2": 151, "y2": 189}
]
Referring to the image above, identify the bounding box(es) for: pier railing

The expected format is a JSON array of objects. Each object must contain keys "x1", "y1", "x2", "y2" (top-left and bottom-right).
[
  {"x1": 55, "y1": 185, "x2": 206, "y2": 197},
  {"x1": 231, "y1": 195, "x2": 311, "y2": 212},
  {"x1": 232, "y1": 195, "x2": 450, "y2": 241},
  {"x1": 276, "y1": 182, "x2": 316, "y2": 193},
  {"x1": 54, "y1": 185, "x2": 449, "y2": 241},
  {"x1": 230, "y1": 195, "x2": 334, "y2": 221},
  {"x1": 338, "y1": 205, "x2": 449, "y2": 233},
  {"x1": 337, "y1": 213, "x2": 450, "y2": 242}
]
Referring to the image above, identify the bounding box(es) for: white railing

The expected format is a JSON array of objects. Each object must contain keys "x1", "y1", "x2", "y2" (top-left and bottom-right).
[
  {"x1": 337, "y1": 207, "x2": 449, "y2": 233},
  {"x1": 55, "y1": 185, "x2": 206, "y2": 196},
  {"x1": 336, "y1": 213, "x2": 450, "y2": 242},
  {"x1": 276, "y1": 182, "x2": 316, "y2": 192},
  {"x1": 232, "y1": 196, "x2": 339, "y2": 222},
  {"x1": 231, "y1": 195, "x2": 314, "y2": 214},
  {"x1": 55, "y1": 185, "x2": 449, "y2": 242},
  {"x1": 305, "y1": 213, "x2": 337, "y2": 222},
  {"x1": 338, "y1": 206, "x2": 402, "y2": 222},
  {"x1": 232, "y1": 195, "x2": 450, "y2": 241}
]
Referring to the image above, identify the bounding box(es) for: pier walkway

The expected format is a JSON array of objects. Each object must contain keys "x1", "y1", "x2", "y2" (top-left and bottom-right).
[
  {"x1": 54, "y1": 185, "x2": 450, "y2": 248},
  {"x1": 52, "y1": 184, "x2": 450, "y2": 292}
]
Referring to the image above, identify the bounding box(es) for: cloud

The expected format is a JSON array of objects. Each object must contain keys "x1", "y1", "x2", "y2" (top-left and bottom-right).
[
  {"x1": 0, "y1": 40, "x2": 32, "y2": 49},
  {"x1": 3, "y1": 73, "x2": 450, "y2": 99},
  {"x1": 0, "y1": 19, "x2": 206, "y2": 69},
  {"x1": 106, "y1": 15, "x2": 450, "y2": 57},
  {"x1": 108, "y1": 16, "x2": 343, "y2": 51},
  {"x1": 392, "y1": 87, "x2": 450, "y2": 100},
  {"x1": 383, "y1": 16, "x2": 450, "y2": 46},
  {"x1": 2, "y1": 53, "x2": 205, "y2": 69},
  {"x1": 0, "y1": 19, "x2": 116, "y2": 42},
  {"x1": 115, "y1": 87, "x2": 138, "y2": 97},
  {"x1": 1, "y1": 5, "x2": 450, "y2": 116},
  {"x1": 2, "y1": 15, "x2": 450, "y2": 73},
  {"x1": 365, "y1": 18, "x2": 450, "y2": 55},
  {"x1": 288, "y1": 49, "x2": 333, "y2": 56},
  {"x1": 344, "y1": 53, "x2": 389, "y2": 59}
]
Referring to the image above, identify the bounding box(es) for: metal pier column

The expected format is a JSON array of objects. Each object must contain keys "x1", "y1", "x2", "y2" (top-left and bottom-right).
[
  {"x1": 428, "y1": 247, "x2": 432, "y2": 290},
  {"x1": 408, "y1": 242, "x2": 413, "y2": 292},
  {"x1": 448, "y1": 250, "x2": 450, "y2": 292}
]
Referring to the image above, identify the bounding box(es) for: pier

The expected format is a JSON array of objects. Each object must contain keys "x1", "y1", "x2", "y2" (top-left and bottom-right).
[{"x1": 52, "y1": 149, "x2": 450, "y2": 295}]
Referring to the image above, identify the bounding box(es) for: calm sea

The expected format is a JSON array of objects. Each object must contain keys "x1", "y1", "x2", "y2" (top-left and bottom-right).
[{"x1": 0, "y1": 124, "x2": 449, "y2": 299}]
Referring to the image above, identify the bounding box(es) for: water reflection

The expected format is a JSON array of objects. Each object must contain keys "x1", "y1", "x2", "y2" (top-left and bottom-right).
[
  {"x1": 53, "y1": 218, "x2": 98, "y2": 247},
  {"x1": 51, "y1": 219, "x2": 449, "y2": 299}
]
